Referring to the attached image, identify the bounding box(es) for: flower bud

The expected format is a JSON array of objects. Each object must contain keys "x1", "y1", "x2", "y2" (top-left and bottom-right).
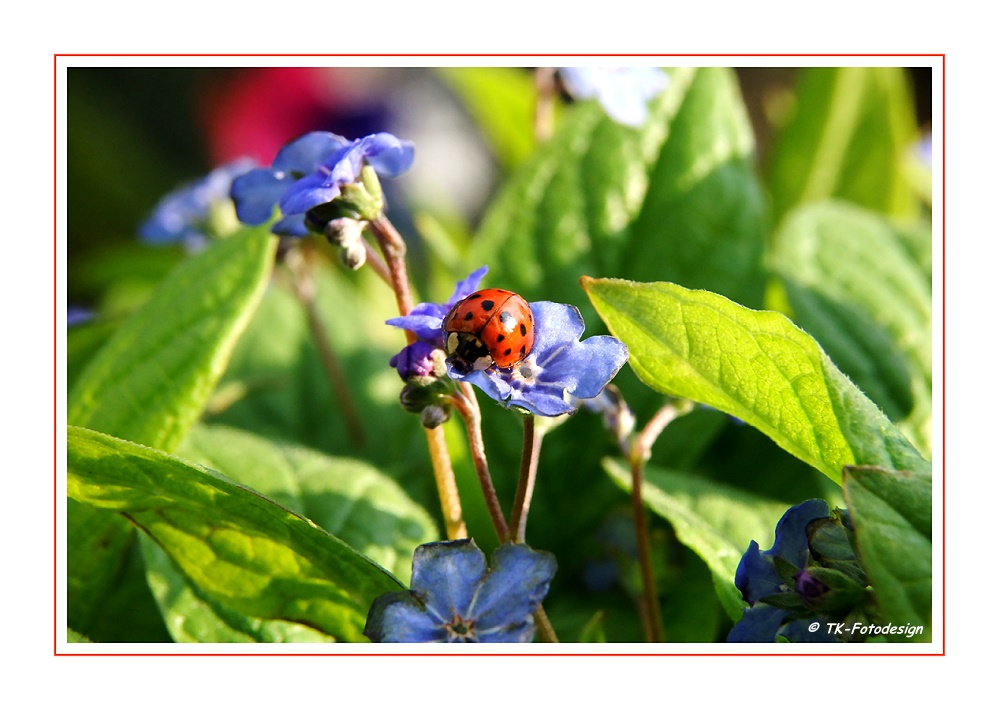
[{"x1": 420, "y1": 404, "x2": 451, "y2": 429}]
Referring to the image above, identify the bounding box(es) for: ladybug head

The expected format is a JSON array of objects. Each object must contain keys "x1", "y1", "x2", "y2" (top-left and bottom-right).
[{"x1": 445, "y1": 331, "x2": 494, "y2": 375}]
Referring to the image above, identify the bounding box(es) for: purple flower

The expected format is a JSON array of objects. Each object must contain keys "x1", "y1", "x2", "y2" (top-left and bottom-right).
[
  {"x1": 385, "y1": 266, "x2": 488, "y2": 380},
  {"x1": 364, "y1": 539, "x2": 556, "y2": 643},
  {"x1": 139, "y1": 157, "x2": 257, "y2": 249},
  {"x1": 230, "y1": 131, "x2": 414, "y2": 237},
  {"x1": 447, "y1": 301, "x2": 628, "y2": 417},
  {"x1": 559, "y1": 67, "x2": 669, "y2": 127}
]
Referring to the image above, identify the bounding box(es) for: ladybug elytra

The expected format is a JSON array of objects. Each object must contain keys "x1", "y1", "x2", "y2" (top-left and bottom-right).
[{"x1": 442, "y1": 289, "x2": 535, "y2": 374}]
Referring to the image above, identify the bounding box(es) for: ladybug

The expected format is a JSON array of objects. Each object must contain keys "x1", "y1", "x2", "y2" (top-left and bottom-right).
[{"x1": 442, "y1": 289, "x2": 535, "y2": 374}]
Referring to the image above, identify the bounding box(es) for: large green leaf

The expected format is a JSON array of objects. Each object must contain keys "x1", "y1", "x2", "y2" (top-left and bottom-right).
[
  {"x1": 68, "y1": 426, "x2": 404, "y2": 642},
  {"x1": 843, "y1": 465, "x2": 932, "y2": 641},
  {"x1": 766, "y1": 67, "x2": 919, "y2": 223},
  {"x1": 66, "y1": 227, "x2": 276, "y2": 638},
  {"x1": 473, "y1": 67, "x2": 767, "y2": 320},
  {"x1": 139, "y1": 424, "x2": 439, "y2": 642},
  {"x1": 583, "y1": 278, "x2": 930, "y2": 483},
  {"x1": 771, "y1": 201, "x2": 932, "y2": 454},
  {"x1": 68, "y1": 226, "x2": 276, "y2": 449},
  {"x1": 604, "y1": 458, "x2": 791, "y2": 621}
]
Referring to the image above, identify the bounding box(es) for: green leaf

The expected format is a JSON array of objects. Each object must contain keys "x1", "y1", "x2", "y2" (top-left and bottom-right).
[
  {"x1": 67, "y1": 628, "x2": 92, "y2": 643},
  {"x1": 766, "y1": 67, "x2": 919, "y2": 223},
  {"x1": 473, "y1": 67, "x2": 767, "y2": 322},
  {"x1": 66, "y1": 226, "x2": 277, "y2": 640},
  {"x1": 435, "y1": 67, "x2": 538, "y2": 170},
  {"x1": 604, "y1": 458, "x2": 792, "y2": 622},
  {"x1": 68, "y1": 226, "x2": 277, "y2": 450},
  {"x1": 771, "y1": 201, "x2": 932, "y2": 454},
  {"x1": 178, "y1": 424, "x2": 439, "y2": 582},
  {"x1": 843, "y1": 465, "x2": 931, "y2": 640},
  {"x1": 584, "y1": 278, "x2": 930, "y2": 483},
  {"x1": 140, "y1": 423, "x2": 438, "y2": 642},
  {"x1": 68, "y1": 426, "x2": 405, "y2": 642}
]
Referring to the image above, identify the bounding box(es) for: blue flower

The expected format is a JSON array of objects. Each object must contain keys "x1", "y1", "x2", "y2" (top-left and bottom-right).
[
  {"x1": 364, "y1": 539, "x2": 556, "y2": 643},
  {"x1": 448, "y1": 301, "x2": 628, "y2": 417},
  {"x1": 386, "y1": 265, "x2": 489, "y2": 380},
  {"x1": 230, "y1": 131, "x2": 414, "y2": 237},
  {"x1": 727, "y1": 499, "x2": 837, "y2": 643},
  {"x1": 559, "y1": 67, "x2": 669, "y2": 127},
  {"x1": 139, "y1": 157, "x2": 257, "y2": 249}
]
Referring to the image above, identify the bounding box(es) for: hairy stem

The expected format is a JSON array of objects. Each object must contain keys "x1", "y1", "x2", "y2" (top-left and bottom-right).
[
  {"x1": 370, "y1": 214, "x2": 466, "y2": 539},
  {"x1": 508, "y1": 415, "x2": 544, "y2": 543},
  {"x1": 449, "y1": 384, "x2": 509, "y2": 541}
]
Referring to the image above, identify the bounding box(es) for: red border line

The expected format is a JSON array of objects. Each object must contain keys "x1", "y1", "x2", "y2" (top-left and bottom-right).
[{"x1": 55, "y1": 55, "x2": 944, "y2": 657}]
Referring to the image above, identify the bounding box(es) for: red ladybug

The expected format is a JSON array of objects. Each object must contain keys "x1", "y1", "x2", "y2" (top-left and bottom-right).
[{"x1": 442, "y1": 288, "x2": 535, "y2": 374}]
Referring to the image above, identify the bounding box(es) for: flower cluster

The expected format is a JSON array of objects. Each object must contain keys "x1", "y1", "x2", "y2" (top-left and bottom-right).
[
  {"x1": 387, "y1": 267, "x2": 628, "y2": 417},
  {"x1": 727, "y1": 499, "x2": 871, "y2": 642},
  {"x1": 559, "y1": 67, "x2": 669, "y2": 127},
  {"x1": 139, "y1": 157, "x2": 257, "y2": 250},
  {"x1": 364, "y1": 539, "x2": 556, "y2": 643},
  {"x1": 230, "y1": 131, "x2": 414, "y2": 236}
]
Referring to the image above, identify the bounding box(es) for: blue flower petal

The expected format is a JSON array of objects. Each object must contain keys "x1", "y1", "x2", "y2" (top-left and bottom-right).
[
  {"x1": 278, "y1": 171, "x2": 342, "y2": 216},
  {"x1": 359, "y1": 133, "x2": 416, "y2": 176},
  {"x1": 727, "y1": 605, "x2": 789, "y2": 642},
  {"x1": 364, "y1": 591, "x2": 447, "y2": 643},
  {"x1": 770, "y1": 499, "x2": 829, "y2": 567},
  {"x1": 386, "y1": 313, "x2": 446, "y2": 344},
  {"x1": 409, "y1": 539, "x2": 487, "y2": 622},
  {"x1": 390, "y1": 341, "x2": 437, "y2": 380},
  {"x1": 470, "y1": 543, "x2": 556, "y2": 637},
  {"x1": 272, "y1": 131, "x2": 349, "y2": 174},
  {"x1": 447, "y1": 265, "x2": 489, "y2": 306},
  {"x1": 734, "y1": 540, "x2": 783, "y2": 604},
  {"x1": 231, "y1": 167, "x2": 290, "y2": 226}
]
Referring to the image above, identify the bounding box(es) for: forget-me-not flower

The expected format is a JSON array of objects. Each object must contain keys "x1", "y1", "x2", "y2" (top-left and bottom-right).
[
  {"x1": 559, "y1": 67, "x2": 669, "y2": 127},
  {"x1": 230, "y1": 131, "x2": 414, "y2": 236},
  {"x1": 727, "y1": 499, "x2": 837, "y2": 643},
  {"x1": 386, "y1": 267, "x2": 628, "y2": 416},
  {"x1": 364, "y1": 538, "x2": 556, "y2": 643},
  {"x1": 139, "y1": 157, "x2": 257, "y2": 249},
  {"x1": 386, "y1": 265, "x2": 489, "y2": 381}
]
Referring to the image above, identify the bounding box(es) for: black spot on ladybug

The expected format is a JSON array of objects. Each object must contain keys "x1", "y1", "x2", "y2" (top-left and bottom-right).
[
  {"x1": 504, "y1": 348, "x2": 513, "y2": 356},
  {"x1": 464, "y1": 311, "x2": 474, "y2": 321},
  {"x1": 481, "y1": 300, "x2": 495, "y2": 311},
  {"x1": 467, "y1": 293, "x2": 482, "y2": 299},
  {"x1": 520, "y1": 346, "x2": 527, "y2": 358},
  {"x1": 499, "y1": 311, "x2": 516, "y2": 326},
  {"x1": 520, "y1": 324, "x2": 527, "y2": 336},
  {"x1": 495, "y1": 334, "x2": 505, "y2": 342}
]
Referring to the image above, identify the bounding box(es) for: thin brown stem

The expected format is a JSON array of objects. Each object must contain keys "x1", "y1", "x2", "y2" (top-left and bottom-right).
[
  {"x1": 368, "y1": 213, "x2": 466, "y2": 539},
  {"x1": 368, "y1": 216, "x2": 415, "y2": 326},
  {"x1": 533, "y1": 606, "x2": 559, "y2": 643},
  {"x1": 508, "y1": 415, "x2": 544, "y2": 543},
  {"x1": 629, "y1": 453, "x2": 663, "y2": 643},
  {"x1": 626, "y1": 398, "x2": 694, "y2": 642},
  {"x1": 284, "y1": 248, "x2": 366, "y2": 448},
  {"x1": 448, "y1": 385, "x2": 509, "y2": 542},
  {"x1": 361, "y1": 236, "x2": 393, "y2": 288}
]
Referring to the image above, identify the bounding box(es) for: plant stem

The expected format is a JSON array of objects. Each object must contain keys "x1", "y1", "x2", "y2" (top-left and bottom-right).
[
  {"x1": 627, "y1": 399, "x2": 695, "y2": 643},
  {"x1": 533, "y1": 606, "x2": 559, "y2": 643},
  {"x1": 508, "y1": 414, "x2": 543, "y2": 543},
  {"x1": 361, "y1": 236, "x2": 393, "y2": 288},
  {"x1": 369, "y1": 214, "x2": 466, "y2": 539},
  {"x1": 448, "y1": 385, "x2": 510, "y2": 541},
  {"x1": 369, "y1": 216, "x2": 415, "y2": 328},
  {"x1": 629, "y1": 452, "x2": 663, "y2": 643},
  {"x1": 425, "y1": 422, "x2": 468, "y2": 540},
  {"x1": 284, "y1": 247, "x2": 366, "y2": 448}
]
